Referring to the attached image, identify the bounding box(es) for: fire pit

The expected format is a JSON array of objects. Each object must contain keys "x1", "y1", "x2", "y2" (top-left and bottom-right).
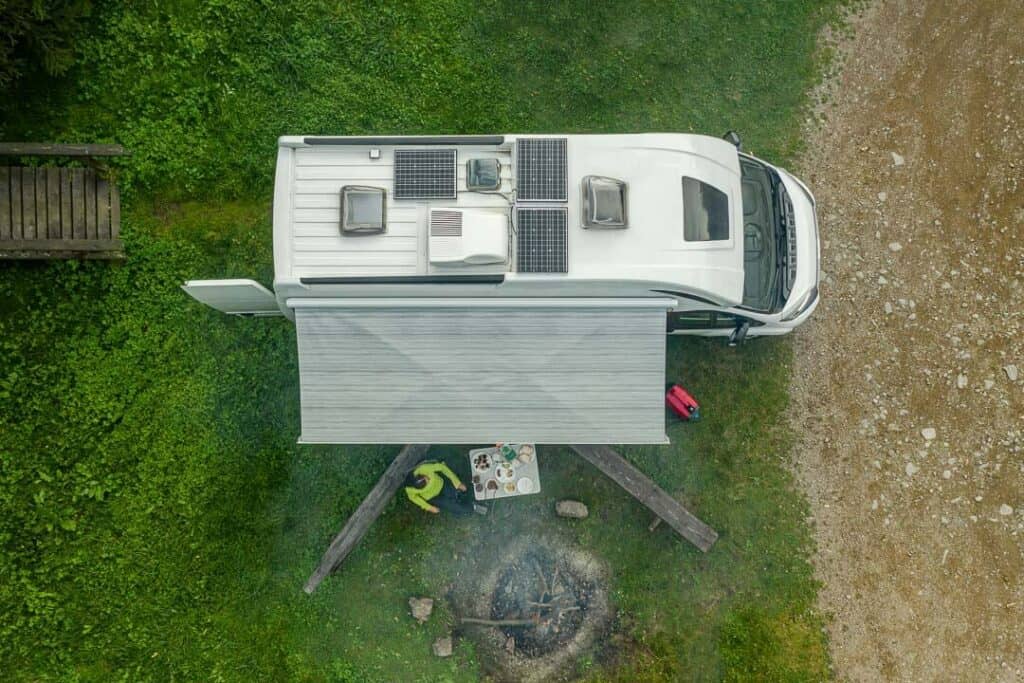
[{"x1": 458, "y1": 536, "x2": 610, "y2": 681}]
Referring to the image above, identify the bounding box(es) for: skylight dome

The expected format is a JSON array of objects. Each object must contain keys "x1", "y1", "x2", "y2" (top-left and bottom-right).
[{"x1": 581, "y1": 175, "x2": 627, "y2": 229}]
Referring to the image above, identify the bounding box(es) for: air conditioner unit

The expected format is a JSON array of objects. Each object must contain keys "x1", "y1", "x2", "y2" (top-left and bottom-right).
[{"x1": 429, "y1": 209, "x2": 507, "y2": 266}]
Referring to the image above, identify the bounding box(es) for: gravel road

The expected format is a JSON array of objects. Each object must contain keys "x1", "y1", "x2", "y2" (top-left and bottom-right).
[{"x1": 790, "y1": 1, "x2": 1024, "y2": 680}]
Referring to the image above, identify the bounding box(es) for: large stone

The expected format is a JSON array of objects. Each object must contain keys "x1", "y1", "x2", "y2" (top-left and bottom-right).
[
  {"x1": 556, "y1": 500, "x2": 589, "y2": 519},
  {"x1": 432, "y1": 636, "x2": 453, "y2": 657},
  {"x1": 409, "y1": 597, "x2": 434, "y2": 623}
]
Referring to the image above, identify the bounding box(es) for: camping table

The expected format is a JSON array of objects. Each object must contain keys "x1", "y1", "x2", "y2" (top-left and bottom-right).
[{"x1": 469, "y1": 444, "x2": 541, "y2": 501}]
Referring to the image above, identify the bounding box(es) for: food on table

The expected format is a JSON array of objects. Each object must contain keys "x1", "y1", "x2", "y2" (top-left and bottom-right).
[
  {"x1": 504, "y1": 482, "x2": 516, "y2": 493},
  {"x1": 516, "y1": 444, "x2": 534, "y2": 464},
  {"x1": 495, "y1": 464, "x2": 515, "y2": 483},
  {"x1": 474, "y1": 482, "x2": 483, "y2": 493},
  {"x1": 473, "y1": 452, "x2": 492, "y2": 472},
  {"x1": 485, "y1": 479, "x2": 499, "y2": 491}
]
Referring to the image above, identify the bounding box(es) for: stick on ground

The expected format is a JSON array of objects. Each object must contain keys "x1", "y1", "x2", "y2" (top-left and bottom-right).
[{"x1": 461, "y1": 617, "x2": 537, "y2": 627}]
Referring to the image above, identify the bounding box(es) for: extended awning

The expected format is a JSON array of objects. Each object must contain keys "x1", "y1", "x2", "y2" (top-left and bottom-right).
[{"x1": 291, "y1": 298, "x2": 674, "y2": 444}]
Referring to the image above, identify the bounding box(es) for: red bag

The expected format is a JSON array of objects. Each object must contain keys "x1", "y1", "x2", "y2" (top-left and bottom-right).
[{"x1": 666, "y1": 384, "x2": 700, "y2": 421}]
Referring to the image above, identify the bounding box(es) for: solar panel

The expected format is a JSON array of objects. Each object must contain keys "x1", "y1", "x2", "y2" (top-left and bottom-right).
[
  {"x1": 516, "y1": 207, "x2": 567, "y2": 273},
  {"x1": 393, "y1": 148, "x2": 457, "y2": 199},
  {"x1": 516, "y1": 138, "x2": 567, "y2": 202}
]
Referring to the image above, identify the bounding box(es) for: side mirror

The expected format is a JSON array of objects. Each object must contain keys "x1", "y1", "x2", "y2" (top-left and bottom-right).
[
  {"x1": 728, "y1": 320, "x2": 751, "y2": 347},
  {"x1": 723, "y1": 130, "x2": 742, "y2": 150}
]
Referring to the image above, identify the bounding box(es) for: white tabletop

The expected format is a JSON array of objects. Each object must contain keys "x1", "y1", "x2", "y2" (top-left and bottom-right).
[{"x1": 469, "y1": 444, "x2": 541, "y2": 501}]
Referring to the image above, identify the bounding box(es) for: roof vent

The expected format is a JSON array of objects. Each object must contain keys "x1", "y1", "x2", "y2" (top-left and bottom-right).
[
  {"x1": 581, "y1": 175, "x2": 627, "y2": 229},
  {"x1": 340, "y1": 186, "x2": 386, "y2": 235},
  {"x1": 429, "y1": 208, "x2": 507, "y2": 266},
  {"x1": 466, "y1": 158, "x2": 501, "y2": 191}
]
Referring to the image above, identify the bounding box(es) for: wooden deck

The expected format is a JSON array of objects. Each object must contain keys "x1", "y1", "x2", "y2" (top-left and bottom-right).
[{"x1": 0, "y1": 143, "x2": 125, "y2": 259}]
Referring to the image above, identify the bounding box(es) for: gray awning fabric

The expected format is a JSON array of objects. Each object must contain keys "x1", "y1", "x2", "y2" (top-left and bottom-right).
[{"x1": 293, "y1": 299, "x2": 671, "y2": 444}]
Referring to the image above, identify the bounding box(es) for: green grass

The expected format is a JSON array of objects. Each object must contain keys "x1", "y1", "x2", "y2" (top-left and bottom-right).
[{"x1": 1, "y1": 1, "x2": 838, "y2": 680}]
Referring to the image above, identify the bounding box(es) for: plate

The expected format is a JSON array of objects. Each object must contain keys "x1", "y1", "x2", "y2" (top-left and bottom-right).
[
  {"x1": 516, "y1": 477, "x2": 534, "y2": 494},
  {"x1": 495, "y1": 464, "x2": 516, "y2": 483},
  {"x1": 504, "y1": 482, "x2": 517, "y2": 493}
]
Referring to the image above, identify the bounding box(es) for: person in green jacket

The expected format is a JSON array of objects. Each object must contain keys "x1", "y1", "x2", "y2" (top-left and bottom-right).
[{"x1": 404, "y1": 460, "x2": 478, "y2": 516}]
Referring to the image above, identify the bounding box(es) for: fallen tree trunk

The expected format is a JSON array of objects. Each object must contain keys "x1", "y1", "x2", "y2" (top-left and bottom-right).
[
  {"x1": 304, "y1": 444, "x2": 430, "y2": 594},
  {"x1": 570, "y1": 445, "x2": 718, "y2": 552}
]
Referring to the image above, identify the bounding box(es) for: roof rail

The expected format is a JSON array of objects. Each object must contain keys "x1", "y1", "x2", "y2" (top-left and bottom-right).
[{"x1": 303, "y1": 135, "x2": 504, "y2": 146}]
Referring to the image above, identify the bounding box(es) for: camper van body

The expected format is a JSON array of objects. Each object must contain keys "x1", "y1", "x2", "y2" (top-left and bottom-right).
[
  {"x1": 246, "y1": 133, "x2": 817, "y2": 333},
  {"x1": 183, "y1": 133, "x2": 819, "y2": 444}
]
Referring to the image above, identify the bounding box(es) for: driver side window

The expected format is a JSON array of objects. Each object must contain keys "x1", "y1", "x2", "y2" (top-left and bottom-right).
[{"x1": 668, "y1": 310, "x2": 761, "y2": 330}]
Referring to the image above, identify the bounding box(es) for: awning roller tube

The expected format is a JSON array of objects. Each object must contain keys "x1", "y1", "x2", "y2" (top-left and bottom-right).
[{"x1": 287, "y1": 297, "x2": 677, "y2": 309}]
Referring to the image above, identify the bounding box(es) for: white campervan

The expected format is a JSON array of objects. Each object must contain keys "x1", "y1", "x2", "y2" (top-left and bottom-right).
[{"x1": 184, "y1": 133, "x2": 819, "y2": 444}]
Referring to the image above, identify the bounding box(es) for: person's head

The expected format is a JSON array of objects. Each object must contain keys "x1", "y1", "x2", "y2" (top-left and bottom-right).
[{"x1": 405, "y1": 472, "x2": 428, "y2": 489}]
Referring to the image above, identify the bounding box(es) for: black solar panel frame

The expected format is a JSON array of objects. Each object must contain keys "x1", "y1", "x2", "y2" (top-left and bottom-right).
[
  {"x1": 393, "y1": 148, "x2": 457, "y2": 200},
  {"x1": 516, "y1": 207, "x2": 568, "y2": 273},
  {"x1": 516, "y1": 138, "x2": 567, "y2": 202}
]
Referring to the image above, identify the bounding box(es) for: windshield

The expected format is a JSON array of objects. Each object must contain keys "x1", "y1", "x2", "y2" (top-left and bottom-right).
[{"x1": 739, "y1": 158, "x2": 780, "y2": 311}]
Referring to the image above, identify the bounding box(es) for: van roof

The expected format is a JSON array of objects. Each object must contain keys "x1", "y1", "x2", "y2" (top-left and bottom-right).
[{"x1": 272, "y1": 133, "x2": 745, "y2": 305}]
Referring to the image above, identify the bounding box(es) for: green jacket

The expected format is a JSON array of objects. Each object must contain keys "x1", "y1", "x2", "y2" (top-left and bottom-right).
[{"x1": 405, "y1": 461, "x2": 463, "y2": 512}]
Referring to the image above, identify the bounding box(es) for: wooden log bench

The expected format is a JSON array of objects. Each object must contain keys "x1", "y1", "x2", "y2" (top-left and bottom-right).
[
  {"x1": 304, "y1": 443, "x2": 718, "y2": 594},
  {"x1": 0, "y1": 143, "x2": 127, "y2": 259},
  {"x1": 304, "y1": 444, "x2": 430, "y2": 594},
  {"x1": 571, "y1": 445, "x2": 719, "y2": 552}
]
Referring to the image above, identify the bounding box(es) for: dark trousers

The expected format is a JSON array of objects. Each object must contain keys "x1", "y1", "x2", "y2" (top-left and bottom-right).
[{"x1": 433, "y1": 482, "x2": 474, "y2": 516}]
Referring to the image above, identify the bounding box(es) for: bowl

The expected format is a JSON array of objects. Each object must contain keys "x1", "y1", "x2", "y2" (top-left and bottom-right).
[{"x1": 516, "y1": 477, "x2": 534, "y2": 494}]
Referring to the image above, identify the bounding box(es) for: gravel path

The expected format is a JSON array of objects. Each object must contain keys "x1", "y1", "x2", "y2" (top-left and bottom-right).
[{"x1": 790, "y1": 1, "x2": 1024, "y2": 680}]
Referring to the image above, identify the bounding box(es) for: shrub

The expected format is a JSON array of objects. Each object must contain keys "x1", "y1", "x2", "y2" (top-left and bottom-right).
[{"x1": 0, "y1": 0, "x2": 92, "y2": 88}]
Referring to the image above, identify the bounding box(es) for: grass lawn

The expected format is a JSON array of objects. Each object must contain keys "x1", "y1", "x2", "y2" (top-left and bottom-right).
[{"x1": 1, "y1": 1, "x2": 838, "y2": 680}]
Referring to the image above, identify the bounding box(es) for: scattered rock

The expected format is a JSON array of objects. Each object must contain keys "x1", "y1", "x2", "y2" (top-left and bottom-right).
[
  {"x1": 956, "y1": 374, "x2": 968, "y2": 389},
  {"x1": 504, "y1": 635, "x2": 516, "y2": 655},
  {"x1": 905, "y1": 462, "x2": 919, "y2": 476},
  {"x1": 984, "y1": 379, "x2": 995, "y2": 390},
  {"x1": 432, "y1": 636, "x2": 453, "y2": 658},
  {"x1": 409, "y1": 597, "x2": 434, "y2": 623},
  {"x1": 943, "y1": 470, "x2": 952, "y2": 479},
  {"x1": 891, "y1": 151, "x2": 905, "y2": 166},
  {"x1": 878, "y1": 191, "x2": 888, "y2": 201},
  {"x1": 556, "y1": 500, "x2": 589, "y2": 519},
  {"x1": 921, "y1": 427, "x2": 937, "y2": 441},
  {"x1": 999, "y1": 504, "x2": 1014, "y2": 517},
  {"x1": 1004, "y1": 364, "x2": 1019, "y2": 381},
  {"x1": 888, "y1": 242, "x2": 902, "y2": 252},
  {"x1": 884, "y1": 302, "x2": 894, "y2": 315}
]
